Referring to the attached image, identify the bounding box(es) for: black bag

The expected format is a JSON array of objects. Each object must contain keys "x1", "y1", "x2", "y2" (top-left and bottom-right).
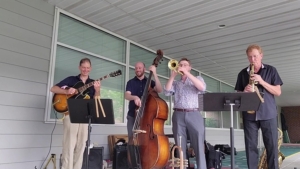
[
  {"x1": 113, "y1": 139, "x2": 128, "y2": 169},
  {"x1": 204, "y1": 141, "x2": 222, "y2": 169},
  {"x1": 214, "y1": 144, "x2": 237, "y2": 155}
]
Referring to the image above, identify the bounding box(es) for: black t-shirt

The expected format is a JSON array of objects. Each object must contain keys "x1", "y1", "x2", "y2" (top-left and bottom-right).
[
  {"x1": 125, "y1": 76, "x2": 155, "y2": 117},
  {"x1": 235, "y1": 64, "x2": 283, "y2": 120},
  {"x1": 56, "y1": 74, "x2": 96, "y2": 98}
]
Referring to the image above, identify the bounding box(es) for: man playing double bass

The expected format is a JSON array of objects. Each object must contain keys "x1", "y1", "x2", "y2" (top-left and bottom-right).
[{"x1": 125, "y1": 61, "x2": 163, "y2": 139}]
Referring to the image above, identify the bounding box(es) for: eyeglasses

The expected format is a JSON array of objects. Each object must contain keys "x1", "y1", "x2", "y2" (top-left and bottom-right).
[{"x1": 179, "y1": 64, "x2": 190, "y2": 67}]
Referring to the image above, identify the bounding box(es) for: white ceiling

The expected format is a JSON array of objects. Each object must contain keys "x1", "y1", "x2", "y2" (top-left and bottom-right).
[{"x1": 46, "y1": 0, "x2": 300, "y2": 107}]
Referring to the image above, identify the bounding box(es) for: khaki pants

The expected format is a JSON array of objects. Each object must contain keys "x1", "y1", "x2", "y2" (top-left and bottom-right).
[{"x1": 61, "y1": 115, "x2": 88, "y2": 169}]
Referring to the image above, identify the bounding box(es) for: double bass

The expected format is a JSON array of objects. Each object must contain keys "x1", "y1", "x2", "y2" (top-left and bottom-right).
[{"x1": 127, "y1": 50, "x2": 169, "y2": 169}]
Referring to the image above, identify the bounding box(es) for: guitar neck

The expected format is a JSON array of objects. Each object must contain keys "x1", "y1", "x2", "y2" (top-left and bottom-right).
[{"x1": 77, "y1": 74, "x2": 110, "y2": 93}]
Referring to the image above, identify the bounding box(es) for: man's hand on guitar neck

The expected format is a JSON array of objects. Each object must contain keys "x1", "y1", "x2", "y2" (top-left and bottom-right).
[{"x1": 93, "y1": 80, "x2": 101, "y2": 97}]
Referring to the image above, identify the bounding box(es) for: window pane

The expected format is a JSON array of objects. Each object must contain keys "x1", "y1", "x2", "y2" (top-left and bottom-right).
[
  {"x1": 158, "y1": 77, "x2": 171, "y2": 125},
  {"x1": 202, "y1": 74, "x2": 220, "y2": 92},
  {"x1": 52, "y1": 46, "x2": 126, "y2": 123},
  {"x1": 221, "y1": 82, "x2": 235, "y2": 92},
  {"x1": 58, "y1": 14, "x2": 126, "y2": 63},
  {"x1": 222, "y1": 111, "x2": 238, "y2": 129},
  {"x1": 204, "y1": 111, "x2": 221, "y2": 128},
  {"x1": 239, "y1": 112, "x2": 243, "y2": 129},
  {"x1": 130, "y1": 44, "x2": 169, "y2": 77},
  {"x1": 191, "y1": 69, "x2": 199, "y2": 76}
]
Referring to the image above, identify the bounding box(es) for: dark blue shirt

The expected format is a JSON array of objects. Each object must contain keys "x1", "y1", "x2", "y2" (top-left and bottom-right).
[
  {"x1": 126, "y1": 76, "x2": 155, "y2": 117},
  {"x1": 235, "y1": 64, "x2": 283, "y2": 120},
  {"x1": 56, "y1": 74, "x2": 96, "y2": 98}
]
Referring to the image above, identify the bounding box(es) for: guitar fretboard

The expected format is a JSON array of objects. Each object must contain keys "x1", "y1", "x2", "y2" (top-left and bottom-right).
[{"x1": 77, "y1": 75, "x2": 110, "y2": 93}]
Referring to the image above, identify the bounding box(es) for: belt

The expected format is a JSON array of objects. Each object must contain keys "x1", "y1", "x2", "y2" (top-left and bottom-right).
[{"x1": 173, "y1": 108, "x2": 199, "y2": 112}]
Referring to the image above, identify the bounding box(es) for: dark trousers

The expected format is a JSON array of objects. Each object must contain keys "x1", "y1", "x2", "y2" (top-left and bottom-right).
[
  {"x1": 243, "y1": 117, "x2": 278, "y2": 169},
  {"x1": 127, "y1": 115, "x2": 135, "y2": 138}
]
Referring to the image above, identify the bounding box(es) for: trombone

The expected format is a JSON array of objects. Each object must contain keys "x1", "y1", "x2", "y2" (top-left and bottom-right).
[{"x1": 168, "y1": 59, "x2": 183, "y2": 75}]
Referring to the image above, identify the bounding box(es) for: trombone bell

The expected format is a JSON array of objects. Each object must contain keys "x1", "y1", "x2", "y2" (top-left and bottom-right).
[{"x1": 168, "y1": 59, "x2": 183, "y2": 75}]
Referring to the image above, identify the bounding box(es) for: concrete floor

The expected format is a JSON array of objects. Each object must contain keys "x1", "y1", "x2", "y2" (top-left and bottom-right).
[{"x1": 280, "y1": 152, "x2": 300, "y2": 169}]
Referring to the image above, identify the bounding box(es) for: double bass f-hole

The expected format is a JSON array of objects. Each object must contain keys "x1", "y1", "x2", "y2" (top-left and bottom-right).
[{"x1": 147, "y1": 124, "x2": 155, "y2": 139}]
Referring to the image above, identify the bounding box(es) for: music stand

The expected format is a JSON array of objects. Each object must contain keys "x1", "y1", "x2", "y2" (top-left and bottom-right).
[
  {"x1": 67, "y1": 98, "x2": 115, "y2": 169},
  {"x1": 199, "y1": 92, "x2": 263, "y2": 169}
]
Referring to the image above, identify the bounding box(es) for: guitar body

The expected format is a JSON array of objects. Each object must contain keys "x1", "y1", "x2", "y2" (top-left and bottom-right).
[{"x1": 52, "y1": 81, "x2": 90, "y2": 113}]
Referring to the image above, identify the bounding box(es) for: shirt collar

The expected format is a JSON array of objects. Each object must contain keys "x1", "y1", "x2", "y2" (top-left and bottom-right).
[
  {"x1": 76, "y1": 74, "x2": 91, "y2": 81},
  {"x1": 247, "y1": 63, "x2": 265, "y2": 73},
  {"x1": 134, "y1": 76, "x2": 147, "y2": 81}
]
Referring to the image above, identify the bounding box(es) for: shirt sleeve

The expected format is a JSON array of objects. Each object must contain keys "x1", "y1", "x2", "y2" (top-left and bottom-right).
[
  {"x1": 234, "y1": 71, "x2": 244, "y2": 91},
  {"x1": 197, "y1": 76, "x2": 206, "y2": 93},
  {"x1": 272, "y1": 67, "x2": 283, "y2": 86},
  {"x1": 163, "y1": 81, "x2": 175, "y2": 96},
  {"x1": 125, "y1": 80, "x2": 132, "y2": 92},
  {"x1": 55, "y1": 76, "x2": 73, "y2": 88}
]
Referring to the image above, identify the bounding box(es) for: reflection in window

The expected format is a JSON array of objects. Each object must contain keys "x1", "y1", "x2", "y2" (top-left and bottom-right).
[
  {"x1": 130, "y1": 44, "x2": 169, "y2": 77},
  {"x1": 221, "y1": 82, "x2": 235, "y2": 92},
  {"x1": 222, "y1": 111, "x2": 238, "y2": 129},
  {"x1": 202, "y1": 74, "x2": 220, "y2": 92},
  {"x1": 238, "y1": 112, "x2": 243, "y2": 129},
  {"x1": 158, "y1": 77, "x2": 171, "y2": 125},
  {"x1": 203, "y1": 111, "x2": 221, "y2": 128},
  {"x1": 58, "y1": 14, "x2": 126, "y2": 63}
]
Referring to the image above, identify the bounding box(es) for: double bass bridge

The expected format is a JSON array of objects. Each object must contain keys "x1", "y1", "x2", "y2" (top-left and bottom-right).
[{"x1": 133, "y1": 129, "x2": 147, "y2": 134}]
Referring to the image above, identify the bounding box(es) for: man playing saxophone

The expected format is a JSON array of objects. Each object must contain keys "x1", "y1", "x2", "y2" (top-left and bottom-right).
[{"x1": 235, "y1": 44, "x2": 283, "y2": 169}]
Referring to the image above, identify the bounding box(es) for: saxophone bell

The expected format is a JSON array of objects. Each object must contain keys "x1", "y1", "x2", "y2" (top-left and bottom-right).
[
  {"x1": 258, "y1": 128, "x2": 285, "y2": 168},
  {"x1": 168, "y1": 59, "x2": 183, "y2": 75}
]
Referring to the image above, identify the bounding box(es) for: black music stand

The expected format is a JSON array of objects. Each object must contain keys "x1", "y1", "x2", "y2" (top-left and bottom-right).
[
  {"x1": 67, "y1": 98, "x2": 115, "y2": 169},
  {"x1": 199, "y1": 92, "x2": 263, "y2": 169}
]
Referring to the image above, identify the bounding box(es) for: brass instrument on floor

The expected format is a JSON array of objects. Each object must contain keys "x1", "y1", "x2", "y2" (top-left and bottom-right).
[
  {"x1": 169, "y1": 136, "x2": 188, "y2": 169},
  {"x1": 168, "y1": 59, "x2": 183, "y2": 75},
  {"x1": 257, "y1": 128, "x2": 285, "y2": 169},
  {"x1": 248, "y1": 63, "x2": 264, "y2": 114}
]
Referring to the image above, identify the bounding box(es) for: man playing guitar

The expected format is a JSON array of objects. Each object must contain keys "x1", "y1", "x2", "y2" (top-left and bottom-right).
[{"x1": 50, "y1": 58, "x2": 100, "y2": 169}]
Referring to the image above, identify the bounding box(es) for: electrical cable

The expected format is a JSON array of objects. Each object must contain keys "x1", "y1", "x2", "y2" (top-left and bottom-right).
[{"x1": 39, "y1": 111, "x2": 58, "y2": 169}]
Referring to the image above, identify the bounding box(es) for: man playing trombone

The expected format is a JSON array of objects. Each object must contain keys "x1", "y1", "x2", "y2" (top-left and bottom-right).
[{"x1": 164, "y1": 58, "x2": 207, "y2": 169}]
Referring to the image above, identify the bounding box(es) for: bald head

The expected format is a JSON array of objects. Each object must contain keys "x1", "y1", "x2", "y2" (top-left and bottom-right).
[{"x1": 135, "y1": 62, "x2": 146, "y2": 78}]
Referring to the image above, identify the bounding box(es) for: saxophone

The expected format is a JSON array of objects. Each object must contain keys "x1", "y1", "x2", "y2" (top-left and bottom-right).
[
  {"x1": 257, "y1": 128, "x2": 285, "y2": 169},
  {"x1": 248, "y1": 63, "x2": 264, "y2": 114}
]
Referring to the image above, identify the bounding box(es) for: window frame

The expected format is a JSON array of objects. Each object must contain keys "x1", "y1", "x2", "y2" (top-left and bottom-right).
[{"x1": 45, "y1": 8, "x2": 240, "y2": 130}]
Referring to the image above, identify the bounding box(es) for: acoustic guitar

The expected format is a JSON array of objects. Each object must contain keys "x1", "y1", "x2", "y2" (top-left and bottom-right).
[{"x1": 52, "y1": 69, "x2": 122, "y2": 113}]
